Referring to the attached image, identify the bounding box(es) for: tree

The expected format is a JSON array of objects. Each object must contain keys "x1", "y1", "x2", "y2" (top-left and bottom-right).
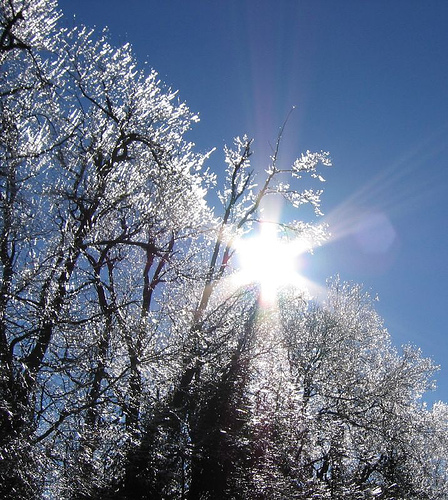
[
  {"x1": 1, "y1": 1, "x2": 214, "y2": 496},
  {"x1": 272, "y1": 280, "x2": 448, "y2": 499},
  {"x1": 1, "y1": 1, "x2": 447, "y2": 499}
]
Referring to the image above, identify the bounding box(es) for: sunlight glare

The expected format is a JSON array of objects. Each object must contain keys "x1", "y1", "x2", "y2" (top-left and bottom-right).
[{"x1": 234, "y1": 225, "x2": 308, "y2": 305}]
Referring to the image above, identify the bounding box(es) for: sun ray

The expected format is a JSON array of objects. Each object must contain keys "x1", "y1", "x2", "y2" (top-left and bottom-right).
[{"x1": 322, "y1": 126, "x2": 448, "y2": 247}]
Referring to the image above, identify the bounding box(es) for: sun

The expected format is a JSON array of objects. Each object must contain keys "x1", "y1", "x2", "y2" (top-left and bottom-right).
[{"x1": 233, "y1": 224, "x2": 308, "y2": 305}]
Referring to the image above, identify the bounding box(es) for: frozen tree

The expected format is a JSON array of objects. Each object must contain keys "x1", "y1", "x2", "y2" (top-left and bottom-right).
[
  {"x1": 0, "y1": 1, "x2": 214, "y2": 496},
  {"x1": 1, "y1": 1, "x2": 447, "y2": 499},
  {"x1": 0, "y1": 1, "x2": 328, "y2": 497},
  {"x1": 245, "y1": 280, "x2": 448, "y2": 499}
]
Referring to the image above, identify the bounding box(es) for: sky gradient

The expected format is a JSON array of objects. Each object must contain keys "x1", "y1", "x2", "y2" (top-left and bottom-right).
[{"x1": 59, "y1": 0, "x2": 448, "y2": 403}]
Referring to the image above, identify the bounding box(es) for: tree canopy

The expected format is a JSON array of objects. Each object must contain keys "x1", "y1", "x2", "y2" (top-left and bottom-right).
[{"x1": 1, "y1": 1, "x2": 447, "y2": 499}]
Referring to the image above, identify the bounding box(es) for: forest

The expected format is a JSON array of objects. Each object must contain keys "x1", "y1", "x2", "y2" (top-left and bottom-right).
[{"x1": 1, "y1": 1, "x2": 447, "y2": 498}]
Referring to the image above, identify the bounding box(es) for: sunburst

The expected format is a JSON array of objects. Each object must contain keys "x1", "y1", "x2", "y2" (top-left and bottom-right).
[{"x1": 233, "y1": 224, "x2": 310, "y2": 305}]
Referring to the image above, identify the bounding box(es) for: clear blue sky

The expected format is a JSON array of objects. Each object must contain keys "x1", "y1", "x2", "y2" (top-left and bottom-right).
[{"x1": 59, "y1": 0, "x2": 448, "y2": 403}]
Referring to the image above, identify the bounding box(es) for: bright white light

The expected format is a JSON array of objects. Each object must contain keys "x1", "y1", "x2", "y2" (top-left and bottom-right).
[{"x1": 234, "y1": 224, "x2": 308, "y2": 305}]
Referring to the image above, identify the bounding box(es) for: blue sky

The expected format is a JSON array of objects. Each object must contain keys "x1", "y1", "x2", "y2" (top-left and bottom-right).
[{"x1": 59, "y1": 0, "x2": 448, "y2": 402}]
